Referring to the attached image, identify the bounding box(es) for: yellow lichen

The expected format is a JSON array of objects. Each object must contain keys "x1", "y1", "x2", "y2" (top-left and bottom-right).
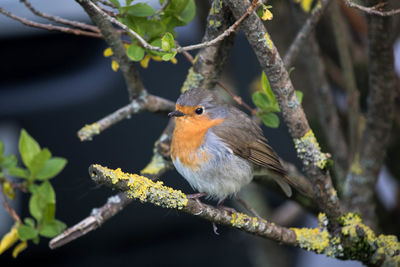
[
  {"x1": 262, "y1": 7, "x2": 273, "y2": 21},
  {"x1": 78, "y1": 123, "x2": 101, "y2": 141},
  {"x1": 181, "y1": 67, "x2": 204, "y2": 93},
  {"x1": 141, "y1": 153, "x2": 167, "y2": 175},
  {"x1": 350, "y1": 153, "x2": 362, "y2": 175},
  {"x1": 230, "y1": 212, "x2": 259, "y2": 228},
  {"x1": 93, "y1": 165, "x2": 188, "y2": 209},
  {"x1": 293, "y1": 130, "x2": 328, "y2": 169},
  {"x1": 291, "y1": 227, "x2": 330, "y2": 254}
]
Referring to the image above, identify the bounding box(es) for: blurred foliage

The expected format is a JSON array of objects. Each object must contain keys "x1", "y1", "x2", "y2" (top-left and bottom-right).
[{"x1": 0, "y1": 130, "x2": 67, "y2": 257}]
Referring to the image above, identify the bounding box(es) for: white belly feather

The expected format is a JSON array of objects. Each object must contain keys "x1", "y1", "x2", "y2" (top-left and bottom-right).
[{"x1": 172, "y1": 130, "x2": 253, "y2": 200}]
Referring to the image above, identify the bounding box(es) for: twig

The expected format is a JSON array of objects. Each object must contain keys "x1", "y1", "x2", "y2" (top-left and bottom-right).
[
  {"x1": 0, "y1": 6, "x2": 102, "y2": 38},
  {"x1": 77, "y1": 0, "x2": 145, "y2": 100},
  {"x1": 20, "y1": 0, "x2": 100, "y2": 33},
  {"x1": 77, "y1": 93, "x2": 175, "y2": 141},
  {"x1": 49, "y1": 193, "x2": 132, "y2": 249},
  {"x1": 284, "y1": 0, "x2": 331, "y2": 67},
  {"x1": 152, "y1": 0, "x2": 170, "y2": 18},
  {"x1": 343, "y1": 0, "x2": 397, "y2": 229},
  {"x1": 95, "y1": 0, "x2": 117, "y2": 9},
  {"x1": 225, "y1": 0, "x2": 341, "y2": 227},
  {"x1": 342, "y1": 0, "x2": 400, "y2": 16},
  {"x1": 1, "y1": 184, "x2": 21, "y2": 224},
  {"x1": 79, "y1": 0, "x2": 259, "y2": 53}
]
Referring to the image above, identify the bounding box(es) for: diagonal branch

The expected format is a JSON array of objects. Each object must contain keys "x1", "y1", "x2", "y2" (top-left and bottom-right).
[
  {"x1": 21, "y1": 0, "x2": 100, "y2": 33},
  {"x1": 77, "y1": 0, "x2": 144, "y2": 100},
  {"x1": 343, "y1": 0, "x2": 398, "y2": 229},
  {"x1": 77, "y1": 93, "x2": 174, "y2": 141},
  {"x1": 342, "y1": 0, "x2": 400, "y2": 16},
  {"x1": 224, "y1": 0, "x2": 341, "y2": 227},
  {"x1": 0, "y1": 6, "x2": 102, "y2": 38}
]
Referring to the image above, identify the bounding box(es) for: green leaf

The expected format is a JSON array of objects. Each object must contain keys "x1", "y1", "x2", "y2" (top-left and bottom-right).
[
  {"x1": 125, "y1": 3, "x2": 155, "y2": 17},
  {"x1": 296, "y1": 90, "x2": 303, "y2": 104},
  {"x1": 125, "y1": 0, "x2": 133, "y2": 5},
  {"x1": 161, "y1": 52, "x2": 175, "y2": 61},
  {"x1": 0, "y1": 140, "x2": 4, "y2": 156},
  {"x1": 1, "y1": 154, "x2": 17, "y2": 168},
  {"x1": 261, "y1": 112, "x2": 280, "y2": 128},
  {"x1": 29, "y1": 193, "x2": 44, "y2": 222},
  {"x1": 32, "y1": 236, "x2": 40, "y2": 244},
  {"x1": 19, "y1": 129, "x2": 41, "y2": 169},
  {"x1": 261, "y1": 72, "x2": 276, "y2": 103},
  {"x1": 24, "y1": 218, "x2": 35, "y2": 228},
  {"x1": 38, "y1": 181, "x2": 56, "y2": 204},
  {"x1": 127, "y1": 44, "x2": 145, "y2": 61},
  {"x1": 17, "y1": 224, "x2": 38, "y2": 241},
  {"x1": 7, "y1": 166, "x2": 29, "y2": 179},
  {"x1": 176, "y1": 0, "x2": 196, "y2": 23},
  {"x1": 252, "y1": 91, "x2": 270, "y2": 110},
  {"x1": 29, "y1": 148, "x2": 51, "y2": 177},
  {"x1": 39, "y1": 220, "x2": 66, "y2": 238},
  {"x1": 109, "y1": 0, "x2": 120, "y2": 7},
  {"x1": 43, "y1": 203, "x2": 55, "y2": 223},
  {"x1": 36, "y1": 157, "x2": 67, "y2": 180},
  {"x1": 161, "y1": 32, "x2": 175, "y2": 51}
]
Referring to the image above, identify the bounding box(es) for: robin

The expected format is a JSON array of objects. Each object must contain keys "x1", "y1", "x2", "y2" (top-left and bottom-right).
[{"x1": 168, "y1": 88, "x2": 294, "y2": 206}]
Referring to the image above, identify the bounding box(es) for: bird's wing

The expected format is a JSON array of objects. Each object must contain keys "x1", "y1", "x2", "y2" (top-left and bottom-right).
[{"x1": 212, "y1": 106, "x2": 292, "y2": 197}]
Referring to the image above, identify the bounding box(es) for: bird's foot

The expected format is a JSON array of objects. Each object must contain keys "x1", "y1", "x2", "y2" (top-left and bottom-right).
[
  {"x1": 187, "y1": 192, "x2": 207, "y2": 215},
  {"x1": 216, "y1": 198, "x2": 237, "y2": 214}
]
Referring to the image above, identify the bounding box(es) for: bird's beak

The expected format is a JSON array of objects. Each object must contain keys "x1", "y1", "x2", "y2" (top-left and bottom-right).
[{"x1": 168, "y1": 110, "x2": 185, "y2": 118}]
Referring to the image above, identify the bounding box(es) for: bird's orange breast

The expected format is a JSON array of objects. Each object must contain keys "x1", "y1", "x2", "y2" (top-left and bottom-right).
[{"x1": 171, "y1": 115, "x2": 223, "y2": 169}]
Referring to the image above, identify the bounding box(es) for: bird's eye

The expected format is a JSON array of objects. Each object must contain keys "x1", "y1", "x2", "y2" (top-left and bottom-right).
[{"x1": 195, "y1": 107, "x2": 203, "y2": 115}]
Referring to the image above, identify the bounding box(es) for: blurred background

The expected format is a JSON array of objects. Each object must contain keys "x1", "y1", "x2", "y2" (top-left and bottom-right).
[{"x1": 0, "y1": 0, "x2": 399, "y2": 266}]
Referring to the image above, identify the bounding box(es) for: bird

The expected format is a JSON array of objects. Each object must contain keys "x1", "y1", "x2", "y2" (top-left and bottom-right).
[{"x1": 168, "y1": 88, "x2": 293, "y2": 205}]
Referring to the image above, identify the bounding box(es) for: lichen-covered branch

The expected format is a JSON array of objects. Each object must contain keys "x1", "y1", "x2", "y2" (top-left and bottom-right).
[
  {"x1": 77, "y1": 93, "x2": 174, "y2": 141},
  {"x1": 283, "y1": 0, "x2": 331, "y2": 68},
  {"x1": 77, "y1": 0, "x2": 144, "y2": 100},
  {"x1": 224, "y1": 0, "x2": 341, "y2": 226},
  {"x1": 0, "y1": 6, "x2": 102, "y2": 38},
  {"x1": 343, "y1": 0, "x2": 398, "y2": 229},
  {"x1": 89, "y1": 165, "x2": 400, "y2": 265}
]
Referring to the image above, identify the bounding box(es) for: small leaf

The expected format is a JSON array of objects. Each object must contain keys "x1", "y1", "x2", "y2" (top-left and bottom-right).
[
  {"x1": 261, "y1": 72, "x2": 276, "y2": 103},
  {"x1": 38, "y1": 181, "x2": 56, "y2": 204},
  {"x1": 125, "y1": 3, "x2": 155, "y2": 17},
  {"x1": 127, "y1": 44, "x2": 145, "y2": 61},
  {"x1": 29, "y1": 193, "x2": 44, "y2": 222},
  {"x1": 12, "y1": 241, "x2": 27, "y2": 258},
  {"x1": 19, "y1": 129, "x2": 41, "y2": 169},
  {"x1": 36, "y1": 157, "x2": 67, "y2": 180},
  {"x1": 1, "y1": 154, "x2": 17, "y2": 168},
  {"x1": 161, "y1": 32, "x2": 175, "y2": 51},
  {"x1": 43, "y1": 203, "x2": 56, "y2": 223},
  {"x1": 161, "y1": 53, "x2": 174, "y2": 61},
  {"x1": 7, "y1": 166, "x2": 29, "y2": 179},
  {"x1": 39, "y1": 220, "x2": 66, "y2": 238},
  {"x1": 17, "y1": 224, "x2": 38, "y2": 241},
  {"x1": 32, "y1": 236, "x2": 39, "y2": 245},
  {"x1": 252, "y1": 91, "x2": 270, "y2": 110},
  {"x1": 2, "y1": 181, "x2": 16, "y2": 200},
  {"x1": 261, "y1": 113, "x2": 280, "y2": 128},
  {"x1": 0, "y1": 140, "x2": 4, "y2": 156},
  {"x1": 24, "y1": 218, "x2": 35, "y2": 228},
  {"x1": 109, "y1": 0, "x2": 120, "y2": 7},
  {"x1": 177, "y1": 0, "x2": 196, "y2": 23},
  {"x1": 0, "y1": 225, "x2": 19, "y2": 255},
  {"x1": 296, "y1": 90, "x2": 303, "y2": 104},
  {"x1": 29, "y1": 148, "x2": 52, "y2": 176}
]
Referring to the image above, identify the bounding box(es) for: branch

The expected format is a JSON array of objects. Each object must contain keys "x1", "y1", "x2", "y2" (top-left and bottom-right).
[
  {"x1": 1, "y1": 184, "x2": 21, "y2": 224},
  {"x1": 77, "y1": 93, "x2": 175, "y2": 141},
  {"x1": 224, "y1": 0, "x2": 341, "y2": 226},
  {"x1": 284, "y1": 0, "x2": 331, "y2": 67},
  {"x1": 77, "y1": 0, "x2": 144, "y2": 100},
  {"x1": 20, "y1": 0, "x2": 100, "y2": 33},
  {"x1": 86, "y1": 164, "x2": 400, "y2": 265},
  {"x1": 343, "y1": 0, "x2": 398, "y2": 229},
  {"x1": 77, "y1": 0, "x2": 258, "y2": 54},
  {"x1": 342, "y1": 0, "x2": 400, "y2": 16},
  {"x1": 0, "y1": 6, "x2": 102, "y2": 38}
]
